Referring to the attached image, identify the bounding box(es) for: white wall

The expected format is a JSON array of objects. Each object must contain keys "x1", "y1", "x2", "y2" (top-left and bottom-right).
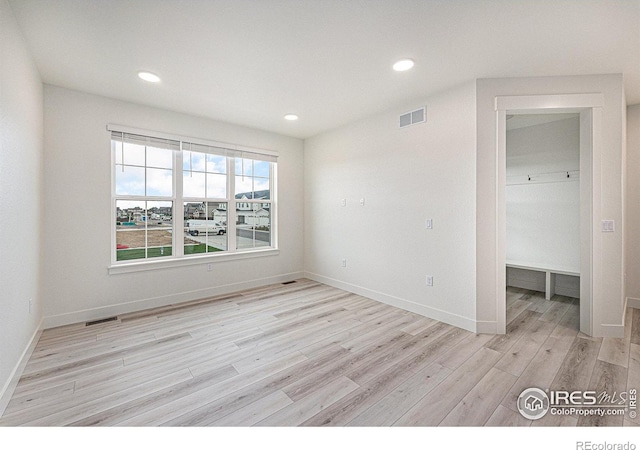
[
  {"x1": 0, "y1": 0, "x2": 44, "y2": 408},
  {"x1": 304, "y1": 81, "x2": 477, "y2": 331},
  {"x1": 477, "y1": 75, "x2": 626, "y2": 337},
  {"x1": 627, "y1": 105, "x2": 640, "y2": 304},
  {"x1": 506, "y1": 117, "x2": 580, "y2": 271},
  {"x1": 42, "y1": 86, "x2": 304, "y2": 326}
]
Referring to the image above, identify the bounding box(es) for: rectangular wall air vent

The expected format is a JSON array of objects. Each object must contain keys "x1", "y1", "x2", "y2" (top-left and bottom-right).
[
  {"x1": 399, "y1": 106, "x2": 426, "y2": 128},
  {"x1": 86, "y1": 316, "x2": 118, "y2": 326}
]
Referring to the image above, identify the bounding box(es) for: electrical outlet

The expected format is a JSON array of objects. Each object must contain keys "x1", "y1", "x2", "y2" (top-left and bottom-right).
[
  {"x1": 360, "y1": 197, "x2": 365, "y2": 206},
  {"x1": 601, "y1": 220, "x2": 615, "y2": 232},
  {"x1": 342, "y1": 259, "x2": 347, "y2": 268},
  {"x1": 207, "y1": 263, "x2": 213, "y2": 272},
  {"x1": 341, "y1": 198, "x2": 347, "y2": 207},
  {"x1": 426, "y1": 276, "x2": 433, "y2": 287}
]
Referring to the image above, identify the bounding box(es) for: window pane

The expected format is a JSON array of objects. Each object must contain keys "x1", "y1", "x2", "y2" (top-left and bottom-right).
[
  {"x1": 146, "y1": 201, "x2": 173, "y2": 259},
  {"x1": 116, "y1": 201, "x2": 173, "y2": 261},
  {"x1": 183, "y1": 150, "x2": 227, "y2": 199},
  {"x1": 122, "y1": 142, "x2": 146, "y2": 166},
  {"x1": 253, "y1": 160, "x2": 270, "y2": 178},
  {"x1": 183, "y1": 151, "x2": 206, "y2": 172},
  {"x1": 206, "y1": 154, "x2": 227, "y2": 174},
  {"x1": 115, "y1": 142, "x2": 172, "y2": 197},
  {"x1": 235, "y1": 176, "x2": 253, "y2": 198},
  {"x1": 146, "y1": 145, "x2": 173, "y2": 169},
  {"x1": 206, "y1": 173, "x2": 226, "y2": 199},
  {"x1": 115, "y1": 165, "x2": 145, "y2": 195},
  {"x1": 236, "y1": 203, "x2": 271, "y2": 250},
  {"x1": 235, "y1": 157, "x2": 253, "y2": 177},
  {"x1": 253, "y1": 177, "x2": 270, "y2": 198},
  {"x1": 183, "y1": 170, "x2": 206, "y2": 198},
  {"x1": 116, "y1": 200, "x2": 147, "y2": 261},
  {"x1": 146, "y1": 168, "x2": 173, "y2": 196},
  {"x1": 184, "y1": 202, "x2": 227, "y2": 254}
]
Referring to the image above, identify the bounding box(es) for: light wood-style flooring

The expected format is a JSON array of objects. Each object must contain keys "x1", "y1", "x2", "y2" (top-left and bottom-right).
[{"x1": 0, "y1": 279, "x2": 638, "y2": 426}]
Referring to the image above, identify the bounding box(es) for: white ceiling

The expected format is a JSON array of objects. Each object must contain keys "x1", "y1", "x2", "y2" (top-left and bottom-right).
[{"x1": 8, "y1": 0, "x2": 640, "y2": 139}]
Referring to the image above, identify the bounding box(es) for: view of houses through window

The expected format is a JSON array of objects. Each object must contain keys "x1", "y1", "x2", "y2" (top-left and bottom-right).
[{"x1": 112, "y1": 131, "x2": 275, "y2": 263}]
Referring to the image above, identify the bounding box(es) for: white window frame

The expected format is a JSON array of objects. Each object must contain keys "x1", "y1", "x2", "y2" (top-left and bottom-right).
[{"x1": 108, "y1": 125, "x2": 278, "y2": 275}]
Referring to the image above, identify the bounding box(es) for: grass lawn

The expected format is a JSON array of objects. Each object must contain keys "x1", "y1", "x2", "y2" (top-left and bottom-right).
[
  {"x1": 184, "y1": 244, "x2": 223, "y2": 255},
  {"x1": 117, "y1": 244, "x2": 222, "y2": 261}
]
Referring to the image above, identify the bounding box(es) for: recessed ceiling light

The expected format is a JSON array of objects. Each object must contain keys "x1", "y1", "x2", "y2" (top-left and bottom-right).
[
  {"x1": 138, "y1": 71, "x2": 161, "y2": 83},
  {"x1": 393, "y1": 59, "x2": 414, "y2": 72},
  {"x1": 284, "y1": 114, "x2": 299, "y2": 121}
]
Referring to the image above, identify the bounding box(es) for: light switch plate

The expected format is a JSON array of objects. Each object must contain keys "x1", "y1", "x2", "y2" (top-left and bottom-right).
[{"x1": 426, "y1": 219, "x2": 433, "y2": 229}]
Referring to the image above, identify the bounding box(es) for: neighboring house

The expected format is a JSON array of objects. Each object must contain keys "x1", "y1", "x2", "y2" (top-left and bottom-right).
[
  {"x1": 155, "y1": 206, "x2": 173, "y2": 218},
  {"x1": 236, "y1": 206, "x2": 269, "y2": 226},
  {"x1": 116, "y1": 206, "x2": 145, "y2": 222},
  {"x1": 212, "y1": 209, "x2": 228, "y2": 225},
  {"x1": 184, "y1": 203, "x2": 201, "y2": 219},
  {"x1": 183, "y1": 193, "x2": 270, "y2": 227},
  {"x1": 235, "y1": 191, "x2": 270, "y2": 227},
  {"x1": 116, "y1": 207, "x2": 128, "y2": 221},
  {"x1": 235, "y1": 189, "x2": 270, "y2": 201}
]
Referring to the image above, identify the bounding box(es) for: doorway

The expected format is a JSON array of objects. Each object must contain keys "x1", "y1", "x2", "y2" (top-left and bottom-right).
[
  {"x1": 494, "y1": 93, "x2": 602, "y2": 336},
  {"x1": 505, "y1": 113, "x2": 581, "y2": 328}
]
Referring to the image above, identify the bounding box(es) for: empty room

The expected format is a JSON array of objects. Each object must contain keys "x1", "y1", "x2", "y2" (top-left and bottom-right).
[{"x1": 1, "y1": 0, "x2": 640, "y2": 445}]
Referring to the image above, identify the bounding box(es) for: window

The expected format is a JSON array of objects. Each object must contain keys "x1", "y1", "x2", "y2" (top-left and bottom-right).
[
  {"x1": 113, "y1": 134, "x2": 177, "y2": 262},
  {"x1": 235, "y1": 156, "x2": 272, "y2": 250},
  {"x1": 111, "y1": 128, "x2": 277, "y2": 267}
]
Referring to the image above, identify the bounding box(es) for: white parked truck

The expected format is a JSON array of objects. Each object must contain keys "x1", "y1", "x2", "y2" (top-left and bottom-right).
[{"x1": 186, "y1": 220, "x2": 226, "y2": 236}]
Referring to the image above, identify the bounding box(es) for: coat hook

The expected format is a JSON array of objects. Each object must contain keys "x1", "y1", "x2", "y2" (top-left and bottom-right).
[
  {"x1": 567, "y1": 171, "x2": 570, "y2": 178},
  {"x1": 528, "y1": 175, "x2": 531, "y2": 181}
]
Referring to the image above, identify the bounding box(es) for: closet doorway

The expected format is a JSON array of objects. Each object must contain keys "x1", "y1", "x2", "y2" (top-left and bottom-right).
[
  {"x1": 494, "y1": 93, "x2": 602, "y2": 337},
  {"x1": 505, "y1": 113, "x2": 581, "y2": 330}
]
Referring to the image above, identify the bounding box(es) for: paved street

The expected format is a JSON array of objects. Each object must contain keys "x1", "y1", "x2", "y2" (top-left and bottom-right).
[{"x1": 185, "y1": 227, "x2": 270, "y2": 250}]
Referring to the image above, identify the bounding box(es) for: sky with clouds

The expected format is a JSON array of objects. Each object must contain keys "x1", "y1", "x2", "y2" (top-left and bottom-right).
[{"x1": 115, "y1": 142, "x2": 270, "y2": 211}]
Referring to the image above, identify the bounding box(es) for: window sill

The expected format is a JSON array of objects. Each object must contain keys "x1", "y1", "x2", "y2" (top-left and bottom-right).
[{"x1": 108, "y1": 248, "x2": 280, "y2": 275}]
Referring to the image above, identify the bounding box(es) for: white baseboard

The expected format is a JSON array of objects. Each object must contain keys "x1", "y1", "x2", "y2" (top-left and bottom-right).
[
  {"x1": 589, "y1": 296, "x2": 625, "y2": 338},
  {"x1": 555, "y1": 285, "x2": 580, "y2": 299},
  {"x1": 42, "y1": 271, "x2": 304, "y2": 329},
  {"x1": 594, "y1": 322, "x2": 625, "y2": 338},
  {"x1": 506, "y1": 279, "x2": 544, "y2": 293},
  {"x1": 304, "y1": 272, "x2": 476, "y2": 333},
  {"x1": 476, "y1": 321, "x2": 498, "y2": 334},
  {"x1": 507, "y1": 267, "x2": 545, "y2": 293},
  {"x1": 0, "y1": 318, "x2": 43, "y2": 417},
  {"x1": 627, "y1": 296, "x2": 640, "y2": 310}
]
